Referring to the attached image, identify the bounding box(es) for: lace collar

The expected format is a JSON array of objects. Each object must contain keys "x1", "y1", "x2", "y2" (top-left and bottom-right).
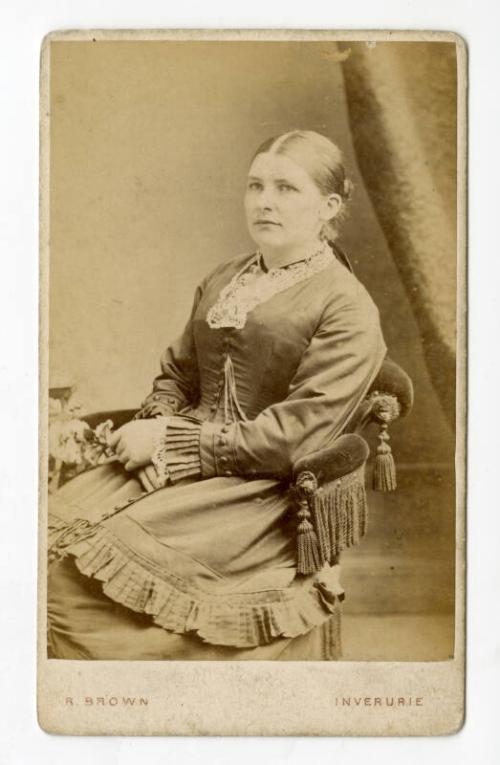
[{"x1": 206, "y1": 242, "x2": 335, "y2": 330}]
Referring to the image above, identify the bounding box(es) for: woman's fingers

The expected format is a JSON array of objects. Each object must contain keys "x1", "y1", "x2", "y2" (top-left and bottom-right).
[
  {"x1": 115, "y1": 442, "x2": 126, "y2": 458},
  {"x1": 109, "y1": 431, "x2": 127, "y2": 459},
  {"x1": 144, "y1": 464, "x2": 162, "y2": 489},
  {"x1": 137, "y1": 468, "x2": 155, "y2": 492},
  {"x1": 114, "y1": 443, "x2": 129, "y2": 464},
  {"x1": 136, "y1": 465, "x2": 162, "y2": 491},
  {"x1": 108, "y1": 428, "x2": 123, "y2": 448}
]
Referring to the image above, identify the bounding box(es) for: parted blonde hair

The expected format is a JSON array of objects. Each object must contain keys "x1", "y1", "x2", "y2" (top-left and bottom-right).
[{"x1": 251, "y1": 130, "x2": 353, "y2": 240}]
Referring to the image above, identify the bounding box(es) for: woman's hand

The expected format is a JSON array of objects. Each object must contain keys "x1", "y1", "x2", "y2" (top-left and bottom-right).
[
  {"x1": 108, "y1": 418, "x2": 167, "y2": 472},
  {"x1": 137, "y1": 464, "x2": 163, "y2": 492}
]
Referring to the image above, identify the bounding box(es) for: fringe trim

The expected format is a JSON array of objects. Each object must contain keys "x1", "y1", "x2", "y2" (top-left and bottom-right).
[
  {"x1": 295, "y1": 465, "x2": 368, "y2": 574},
  {"x1": 47, "y1": 514, "x2": 341, "y2": 649}
]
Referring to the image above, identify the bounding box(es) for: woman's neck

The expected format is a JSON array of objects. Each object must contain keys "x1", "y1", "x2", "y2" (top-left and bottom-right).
[{"x1": 259, "y1": 239, "x2": 326, "y2": 269}]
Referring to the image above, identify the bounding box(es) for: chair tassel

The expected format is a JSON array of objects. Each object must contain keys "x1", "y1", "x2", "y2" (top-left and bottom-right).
[
  {"x1": 373, "y1": 423, "x2": 397, "y2": 491},
  {"x1": 296, "y1": 502, "x2": 323, "y2": 574}
]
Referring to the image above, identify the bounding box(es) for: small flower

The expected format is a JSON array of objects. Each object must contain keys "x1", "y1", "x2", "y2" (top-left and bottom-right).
[
  {"x1": 95, "y1": 419, "x2": 114, "y2": 445},
  {"x1": 48, "y1": 418, "x2": 115, "y2": 468}
]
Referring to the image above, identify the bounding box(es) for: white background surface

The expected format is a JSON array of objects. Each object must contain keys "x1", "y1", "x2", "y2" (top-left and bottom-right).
[{"x1": 0, "y1": 0, "x2": 498, "y2": 762}]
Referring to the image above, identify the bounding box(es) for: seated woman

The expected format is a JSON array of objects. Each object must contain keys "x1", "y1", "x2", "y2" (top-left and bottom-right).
[{"x1": 47, "y1": 129, "x2": 387, "y2": 660}]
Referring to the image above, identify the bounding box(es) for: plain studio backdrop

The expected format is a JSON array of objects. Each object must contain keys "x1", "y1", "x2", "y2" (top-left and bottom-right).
[{"x1": 48, "y1": 40, "x2": 456, "y2": 658}]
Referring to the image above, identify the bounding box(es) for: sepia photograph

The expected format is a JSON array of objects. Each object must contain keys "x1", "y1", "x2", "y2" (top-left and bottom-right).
[{"x1": 38, "y1": 29, "x2": 465, "y2": 735}]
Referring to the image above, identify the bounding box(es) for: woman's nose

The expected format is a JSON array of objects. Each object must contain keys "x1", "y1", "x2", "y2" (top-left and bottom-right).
[{"x1": 257, "y1": 187, "x2": 275, "y2": 210}]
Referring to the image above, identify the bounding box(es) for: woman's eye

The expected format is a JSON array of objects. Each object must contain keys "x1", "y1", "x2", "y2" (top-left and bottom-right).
[
  {"x1": 278, "y1": 183, "x2": 296, "y2": 192},
  {"x1": 248, "y1": 182, "x2": 262, "y2": 191}
]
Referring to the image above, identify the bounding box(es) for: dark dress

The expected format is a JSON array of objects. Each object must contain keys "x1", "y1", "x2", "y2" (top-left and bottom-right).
[{"x1": 47, "y1": 245, "x2": 387, "y2": 659}]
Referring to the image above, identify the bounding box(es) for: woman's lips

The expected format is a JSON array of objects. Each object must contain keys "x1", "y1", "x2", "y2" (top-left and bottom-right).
[{"x1": 254, "y1": 220, "x2": 280, "y2": 225}]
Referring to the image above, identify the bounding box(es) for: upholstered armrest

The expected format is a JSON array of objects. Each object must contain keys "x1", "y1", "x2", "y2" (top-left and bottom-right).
[
  {"x1": 293, "y1": 434, "x2": 369, "y2": 485},
  {"x1": 346, "y1": 357, "x2": 414, "y2": 492},
  {"x1": 349, "y1": 357, "x2": 414, "y2": 434},
  {"x1": 287, "y1": 358, "x2": 414, "y2": 574},
  {"x1": 290, "y1": 435, "x2": 370, "y2": 574},
  {"x1": 368, "y1": 357, "x2": 414, "y2": 416}
]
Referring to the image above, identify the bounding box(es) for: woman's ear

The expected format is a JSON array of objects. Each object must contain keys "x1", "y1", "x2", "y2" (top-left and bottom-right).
[{"x1": 321, "y1": 193, "x2": 342, "y2": 222}]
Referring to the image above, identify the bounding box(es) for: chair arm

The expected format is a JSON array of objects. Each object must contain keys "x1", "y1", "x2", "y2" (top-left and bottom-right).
[
  {"x1": 293, "y1": 434, "x2": 369, "y2": 485},
  {"x1": 347, "y1": 358, "x2": 414, "y2": 492},
  {"x1": 290, "y1": 435, "x2": 370, "y2": 574},
  {"x1": 368, "y1": 356, "x2": 414, "y2": 417},
  {"x1": 349, "y1": 357, "x2": 414, "y2": 434}
]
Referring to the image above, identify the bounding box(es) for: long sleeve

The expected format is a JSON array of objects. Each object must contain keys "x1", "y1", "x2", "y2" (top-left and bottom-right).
[
  {"x1": 199, "y1": 287, "x2": 387, "y2": 479},
  {"x1": 135, "y1": 285, "x2": 203, "y2": 419}
]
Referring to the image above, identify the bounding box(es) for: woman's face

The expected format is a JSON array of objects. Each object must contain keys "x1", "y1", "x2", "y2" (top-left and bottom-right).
[{"x1": 244, "y1": 152, "x2": 339, "y2": 254}]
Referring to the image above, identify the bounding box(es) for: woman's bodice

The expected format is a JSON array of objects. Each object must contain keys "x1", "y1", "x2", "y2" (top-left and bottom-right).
[
  {"x1": 190, "y1": 256, "x2": 334, "y2": 422},
  {"x1": 137, "y1": 248, "x2": 387, "y2": 479}
]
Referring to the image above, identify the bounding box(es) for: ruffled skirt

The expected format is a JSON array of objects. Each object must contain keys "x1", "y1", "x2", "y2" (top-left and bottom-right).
[{"x1": 47, "y1": 461, "x2": 343, "y2": 660}]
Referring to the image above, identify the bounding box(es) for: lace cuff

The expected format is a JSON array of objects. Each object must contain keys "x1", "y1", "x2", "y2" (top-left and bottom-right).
[{"x1": 151, "y1": 415, "x2": 202, "y2": 485}]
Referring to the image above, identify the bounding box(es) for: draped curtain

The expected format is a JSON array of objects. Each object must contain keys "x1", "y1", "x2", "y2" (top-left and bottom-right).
[{"x1": 340, "y1": 42, "x2": 458, "y2": 427}]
